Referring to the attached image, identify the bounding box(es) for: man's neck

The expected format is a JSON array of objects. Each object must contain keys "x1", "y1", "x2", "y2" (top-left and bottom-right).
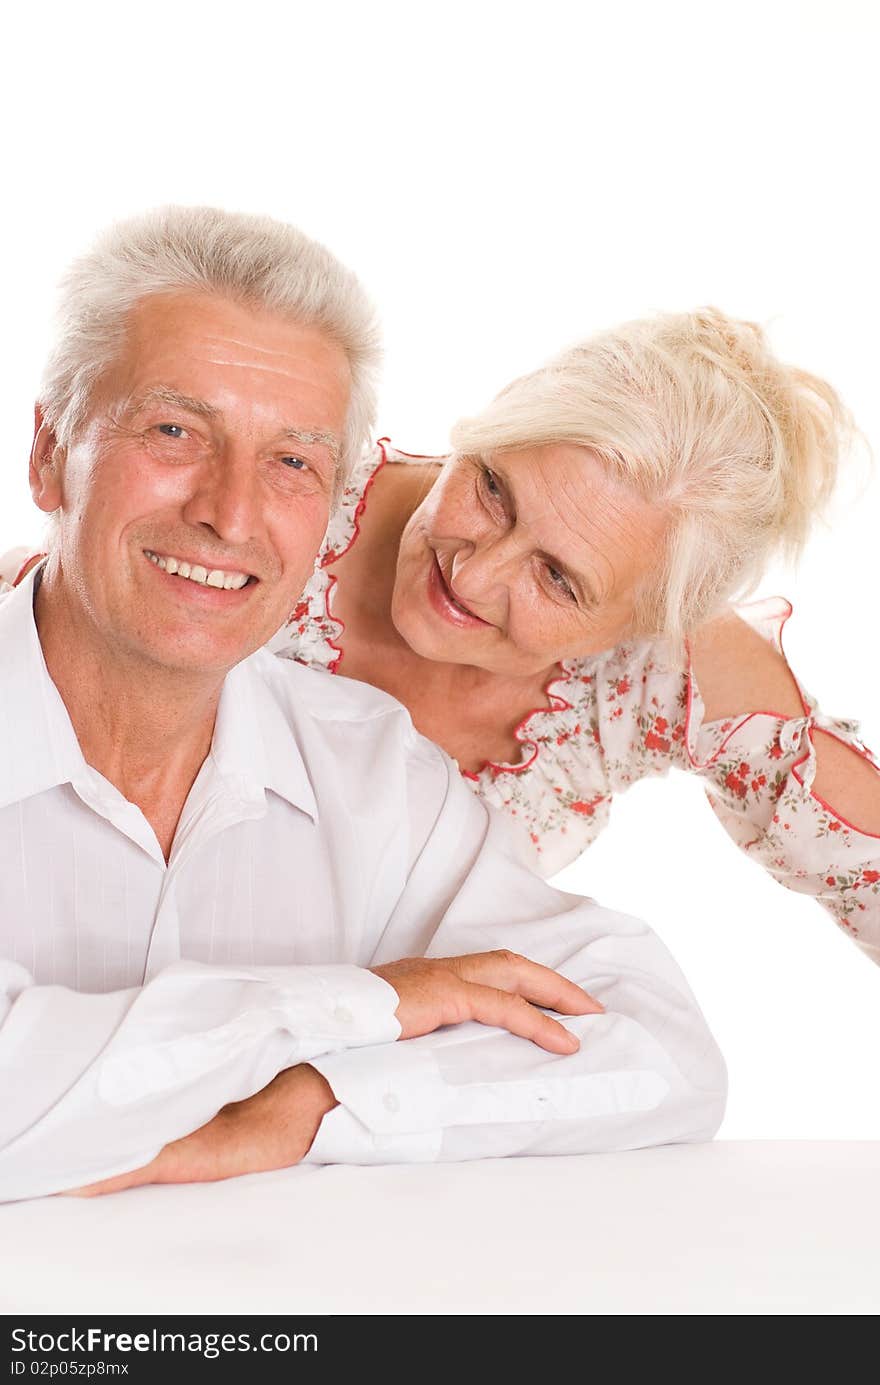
[{"x1": 34, "y1": 569, "x2": 223, "y2": 860}]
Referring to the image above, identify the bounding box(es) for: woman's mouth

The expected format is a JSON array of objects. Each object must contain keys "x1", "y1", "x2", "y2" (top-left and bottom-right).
[{"x1": 426, "y1": 554, "x2": 491, "y2": 630}]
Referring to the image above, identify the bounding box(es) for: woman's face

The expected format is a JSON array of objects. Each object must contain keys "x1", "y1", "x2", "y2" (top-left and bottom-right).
[{"x1": 391, "y1": 444, "x2": 669, "y2": 676}]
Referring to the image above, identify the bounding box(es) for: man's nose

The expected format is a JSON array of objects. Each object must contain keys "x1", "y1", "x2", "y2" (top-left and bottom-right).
[{"x1": 182, "y1": 448, "x2": 261, "y2": 547}]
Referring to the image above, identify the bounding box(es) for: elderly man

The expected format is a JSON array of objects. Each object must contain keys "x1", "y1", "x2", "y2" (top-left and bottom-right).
[{"x1": 0, "y1": 208, "x2": 725, "y2": 1202}]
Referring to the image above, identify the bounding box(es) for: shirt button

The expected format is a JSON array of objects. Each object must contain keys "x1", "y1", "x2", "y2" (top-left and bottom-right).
[
  {"x1": 334, "y1": 1006, "x2": 353, "y2": 1025},
  {"x1": 383, "y1": 1092, "x2": 400, "y2": 1114}
]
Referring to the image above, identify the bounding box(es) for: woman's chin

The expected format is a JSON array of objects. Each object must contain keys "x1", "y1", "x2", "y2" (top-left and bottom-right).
[
  {"x1": 393, "y1": 608, "x2": 522, "y2": 674},
  {"x1": 391, "y1": 608, "x2": 460, "y2": 663},
  {"x1": 391, "y1": 572, "x2": 510, "y2": 671}
]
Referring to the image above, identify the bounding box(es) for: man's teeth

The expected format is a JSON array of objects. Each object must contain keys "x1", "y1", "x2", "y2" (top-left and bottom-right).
[{"x1": 146, "y1": 551, "x2": 250, "y2": 590}]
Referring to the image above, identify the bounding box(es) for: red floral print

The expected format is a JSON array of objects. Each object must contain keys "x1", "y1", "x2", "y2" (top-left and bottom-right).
[{"x1": 251, "y1": 440, "x2": 880, "y2": 961}]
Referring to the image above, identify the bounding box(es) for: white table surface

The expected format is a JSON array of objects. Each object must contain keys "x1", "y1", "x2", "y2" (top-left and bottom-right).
[{"x1": 1, "y1": 1142, "x2": 877, "y2": 1316}]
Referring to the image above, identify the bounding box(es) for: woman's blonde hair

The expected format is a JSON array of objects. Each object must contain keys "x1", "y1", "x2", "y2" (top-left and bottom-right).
[{"x1": 450, "y1": 308, "x2": 855, "y2": 645}]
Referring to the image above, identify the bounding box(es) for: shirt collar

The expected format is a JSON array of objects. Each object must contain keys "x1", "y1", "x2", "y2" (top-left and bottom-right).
[
  {"x1": 0, "y1": 564, "x2": 318, "y2": 823},
  {"x1": 210, "y1": 650, "x2": 319, "y2": 822},
  {"x1": 0, "y1": 564, "x2": 90, "y2": 810}
]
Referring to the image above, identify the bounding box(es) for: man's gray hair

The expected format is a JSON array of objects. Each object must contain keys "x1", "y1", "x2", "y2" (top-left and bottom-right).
[{"x1": 40, "y1": 205, "x2": 381, "y2": 488}]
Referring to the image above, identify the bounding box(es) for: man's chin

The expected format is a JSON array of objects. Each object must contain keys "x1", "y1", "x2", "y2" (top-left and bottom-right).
[{"x1": 131, "y1": 622, "x2": 271, "y2": 679}]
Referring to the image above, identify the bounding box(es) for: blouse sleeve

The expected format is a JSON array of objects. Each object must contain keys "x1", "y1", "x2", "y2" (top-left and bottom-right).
[
  {"x1": 681, "y1": 599, "x2": 880, "y2": 964},
  {"x1": 592, "y1": 598, "x2": 880, "y2": 963}
]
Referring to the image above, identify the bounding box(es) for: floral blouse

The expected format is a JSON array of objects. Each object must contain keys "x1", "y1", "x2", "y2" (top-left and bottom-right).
[
  {"x1": 4, "y1": 441, "x2": 879, "y2": 963},
  {"x1": 265, "y1": 440, "x2": 880, "y2": 965}
]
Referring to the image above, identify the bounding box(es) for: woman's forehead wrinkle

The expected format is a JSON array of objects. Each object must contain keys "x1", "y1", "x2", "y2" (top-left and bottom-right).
[
  {"x1": 565, "y1": 466, "x2": 663, "y2": 578},
  {"x1": 523, "y1": 467, "x2": 626, "y2": 595}
]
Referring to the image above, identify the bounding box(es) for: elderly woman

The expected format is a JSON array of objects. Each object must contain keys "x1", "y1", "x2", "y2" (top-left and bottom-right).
[{"x1": 6, "y1": 309, "x2": 879, "y2": 959}]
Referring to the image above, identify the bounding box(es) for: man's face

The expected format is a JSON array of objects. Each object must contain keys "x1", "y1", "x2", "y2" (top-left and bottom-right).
[{"x1": 35, "y1": 291, "x2": 351, "y2": 677}]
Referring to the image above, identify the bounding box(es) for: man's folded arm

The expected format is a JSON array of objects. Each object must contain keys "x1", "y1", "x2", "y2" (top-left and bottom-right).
[
  {"x1": 0, "y1": 959, "x2": 400, "y2": 1202},
  {"x1": 305, "y1": 732, "x2": 728, "y2": 1165}
]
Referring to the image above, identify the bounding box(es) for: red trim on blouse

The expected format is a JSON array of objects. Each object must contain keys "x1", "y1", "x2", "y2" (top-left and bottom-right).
[
  {"x1": 461, "y1": 668, "x2": 575, "y2": 781},
  {"x1": 683, "y1": 598, "x2": 880, "y2": 837},
  {"x1": 682, "y1": 598, "x2": 807, "y2": 771},
  {"x1": 790, "y1": 727, "x2": 880, "y2": 840},
  {"x1": 320, "y1": 441, "x2": 390, "y2": 674},
  {"x1": 13, "y1": 554, "x2": 46, "y2": 587},
  {"x1": 375, "y1": 438, "x2": 443, "y2": 461}
]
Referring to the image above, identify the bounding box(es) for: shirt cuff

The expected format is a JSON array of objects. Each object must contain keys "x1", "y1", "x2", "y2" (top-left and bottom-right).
[
  {"x1": 96, "y1": 963, "x2": 402, "y2": 1106},
  {"x1": 304, "y1": 1045, "x2": 447, "y2": 1164},
  {"x1": 304, "y1": 1034, "x2": 669, "y2": 1165},
  {"x1": 304, "y1": 1103, "x2": 442, "y2": 1164}
]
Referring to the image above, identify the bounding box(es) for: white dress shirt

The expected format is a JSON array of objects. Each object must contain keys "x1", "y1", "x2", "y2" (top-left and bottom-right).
[{"x1": 0, "y1": 566, "x2": 726, "y2": 1201}]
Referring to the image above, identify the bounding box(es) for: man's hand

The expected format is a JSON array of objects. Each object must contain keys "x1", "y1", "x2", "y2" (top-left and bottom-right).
[
  {"x1": 372, "y1": 950, "x2": 604, "y2": 1054},
  {"x1": 63, "y1": 1063, "x2": 336, "y2": 1198},
  {"x1": 65, "y1": 951, "x2": 602, "y2": 1196}
]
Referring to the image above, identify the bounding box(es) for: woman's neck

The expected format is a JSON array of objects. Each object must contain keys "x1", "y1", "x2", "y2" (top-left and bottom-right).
[{"x1": 329, "y1": 459, "x2": 435, "y2": 654}]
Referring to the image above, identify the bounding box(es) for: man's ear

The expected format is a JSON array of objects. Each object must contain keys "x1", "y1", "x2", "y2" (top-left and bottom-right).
[{"x1": 29, "y1": 404, "x2": 65, "y2": 514}]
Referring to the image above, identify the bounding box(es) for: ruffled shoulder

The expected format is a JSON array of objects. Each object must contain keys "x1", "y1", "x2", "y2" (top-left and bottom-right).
[
  {"x1": 463, "y1": 653, "x2": 620, "y2": 876},
  {"x1": 467, "y1": 628, "x2": 688, "y2": 788},
  {"x1": 265, "y1": 441, "x2": 388, "y2": 669},
  {"x1": 683, "y1": 596, "x2": 872, "y2": 792}
]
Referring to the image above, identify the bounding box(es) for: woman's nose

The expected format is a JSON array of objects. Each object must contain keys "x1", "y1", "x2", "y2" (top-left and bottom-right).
[{"x1": 450, "y1": 538, "x2": 517, "y2": 605}]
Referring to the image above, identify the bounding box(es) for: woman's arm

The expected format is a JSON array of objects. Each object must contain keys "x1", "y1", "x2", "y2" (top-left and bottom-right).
[
  {"x1": 675, "y1": 600, "x2": 880, "y2": 961},
  {"x1": 690, "y1": 608, "x2": 880, "y2": 835},
  {"x1": 474, "y1": 598, "x2": 880, "y2": 960}
]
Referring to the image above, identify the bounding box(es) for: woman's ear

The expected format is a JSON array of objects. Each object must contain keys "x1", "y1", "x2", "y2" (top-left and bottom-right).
[{"x1": 29, "y1": 404, "x2": 65, "y2": 514}]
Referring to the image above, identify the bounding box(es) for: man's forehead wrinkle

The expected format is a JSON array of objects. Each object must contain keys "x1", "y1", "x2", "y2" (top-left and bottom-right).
[
  {"x1": 202, "y1": 329, "x2": 311, "y2": 359},
  {"x1": 197, "y1": 329, "x2": 340, "y2": 375}
]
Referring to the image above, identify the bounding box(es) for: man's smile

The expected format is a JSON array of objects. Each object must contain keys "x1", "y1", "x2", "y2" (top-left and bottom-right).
[
  {"x1": 142, "y1": 545, "x2": 261, "y2": 609},
  {"x1": 144, "y1": 548, "x2": 255, "y2": 590}
]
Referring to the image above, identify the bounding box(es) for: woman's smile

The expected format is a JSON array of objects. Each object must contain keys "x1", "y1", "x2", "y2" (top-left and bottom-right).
[
  {"x1": 426, "y1": 552, "x2": 494, "y2": 629},
  {"x1": 388, "y1": 446, "x2": 669, "y2": 676}
]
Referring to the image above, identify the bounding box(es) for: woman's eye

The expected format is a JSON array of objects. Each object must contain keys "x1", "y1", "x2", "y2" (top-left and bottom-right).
[
  {"x1": 157, "y1": 423, "x2": 186, "y2": 439},
  {"x1": 546, "y1": 564, "x2": 575, "y2": 600},
  {"x1": 280, "y1": 455, "x2": 308, "y2": 471},
  {"x1": 481, "y1": 466, "x2": 502, "y2": 499}
]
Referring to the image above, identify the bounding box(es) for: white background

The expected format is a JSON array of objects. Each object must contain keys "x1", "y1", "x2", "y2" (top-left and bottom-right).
[{"x1": 1, "y1": 0, "x2": 877, "y2": 1137}]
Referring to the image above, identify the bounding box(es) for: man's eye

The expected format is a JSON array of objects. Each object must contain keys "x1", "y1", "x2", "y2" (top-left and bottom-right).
[
  {"x1": 280, "y1": 455, "x2": 309, "y2": 470},
  {"x1": 157, "y1": 423, "x2": 186, "y2": 439},
  {"x1": 546, "y1": 564, "x2": 575, "y2": 600}
]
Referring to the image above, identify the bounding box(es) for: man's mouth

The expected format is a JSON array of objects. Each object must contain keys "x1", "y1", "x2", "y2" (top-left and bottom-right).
[{"x1": 144, "y1": 549, "x2": 255, "y2": 591}]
